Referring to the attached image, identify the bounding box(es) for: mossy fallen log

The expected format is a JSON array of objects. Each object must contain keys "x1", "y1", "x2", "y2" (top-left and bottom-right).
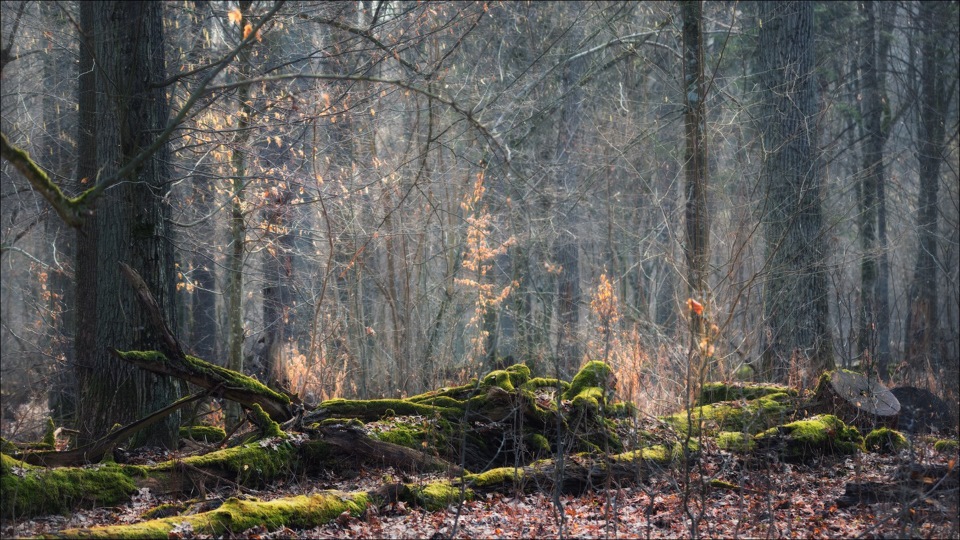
[
  {"x1": 4, "y1": 360, "x2": 637, "y2": 523},
  {"x1": 460, "y1": 442, "x2": 693, "y2": 495},
  {"x1": 754, "y1": 414, "x2": 863, "y2": 460},
  {"x1": 664, "y1": 391, "x2": 797, "y2": 437},
  {"x1": 53, "y1": 479, "x2": 476, "y2": 538},
  {"x1": 48, "y1": 491, "x2": 370, "y2": 539},
  {"x1": 1, "y1": 454, "x2": 142, "y2": 518},
  {"x1": 113, "y1": 350, "x2": 292, "y2": 422},
  {"x1": 309, "y1": 361, "x2": 628, "y2": 470},
  {"x1": 697, "y1": 381, "x2": 798, "y2": 406}
]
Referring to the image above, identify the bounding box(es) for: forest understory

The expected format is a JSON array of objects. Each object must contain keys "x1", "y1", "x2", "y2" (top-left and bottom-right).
[
  {"x1": 4, "y1": 437, "x2": 958, "y2": 539},
  {"x1": 2, "y1": 354, "x2": 958, "y2": 539}
]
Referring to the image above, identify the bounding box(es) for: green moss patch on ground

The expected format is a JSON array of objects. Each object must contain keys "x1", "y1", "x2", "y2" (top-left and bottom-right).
[
  {"x1": 717, "y1": 431, "x2": 756, "y2": 452},
  {"x1": 864, "y1": 428, "x2": 908, "y2": 454},
  {"x1": 755, "y1": 414, "x2": 863, "y2": 460},
  {"x1": 934, "y1": 439, "x2": 958, "y2": 454}
]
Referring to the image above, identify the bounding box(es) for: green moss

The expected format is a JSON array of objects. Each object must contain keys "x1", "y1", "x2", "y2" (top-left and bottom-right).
[
  {"x1": 155, "y1": 440, "x2": 295, "y2": 486},
  {"x1": 411, "y1": 481, "x2": 472, "y2": 511},
  {"x1": 407, "y1": 382, "x2": 479, "y2": 402},
  {"x1": 481, "y1": 370, "x2": 516, "y2": 391},
  {"x1": 504, "y1": 363, "x2": 532, "y2": 385},
  {"x1": 56, "y1": 491, "x2": 370, "y2": 539},
  {"x1": 524, "y1": 433, "x2": 551, "y2": 454},
  {"x1": 571, "y1": 386, "x2": 605, "y2": 410},
  {"x1": 1, "y1": 454, "x2": 139, "y2": 518},
  {"x1": 698, "y1": 382, "x2": 798, "y2": 406},
  {"x1": 521, "y1": 377, "x2": 570, "y2": 392},
  {"x1": 250, "y1": 403, "x2": 284, "y2": 438},
  {"x1": 414, "y1": 396, "x2": 465, "y2": 409},
  {"x1": 756, "y1": 414, "x2": 863, "y2": 460},
  {"x1": 116, "y1": 351, "x2": 291, "y2": 406},
  {"x1": 319, "y1": 398, "x2": 459, "y2": 421},
  {"x1": 864, "y1": 428, "x2": 908, "y2": 454},
  {"x1": 139, "y1": 502, "x2": 186, "y2": 520},
  {"x1": 933, "y1": 439, "x2": 958, "y2": 454},
  {"x1": 43, "y1": 418, "x2": 56, "y2": 447},
  {"x1": 717, "y1": 431, "x2": 756, "y2": 452},
  {"x1": 611, "y1": 441, "x2": 696, "y2": 466},
  {"x1": 709, "y1": 479, "x2": 739, "y2": 491},
  {"x1": 0, "y1": 437, "x2": 17, "y2": 454},
  {"x1": 563, "y1": 361, "x2": 613, "y2": 401},
  {"x1": 179, "y1": 425, "x2": 226, "y2": 443},
  {"x1": 374, "y1": 424, "x2": 423, "y2": 449},
  {"x1": 664, "y1": 392, "x2": 795, "y2": 436},
  {"x1": 465, "y1": 466, "x2": 524, "y2": 488},
  {"x1": 609, "y1": 401, "x2": 638, "y2": 418}
]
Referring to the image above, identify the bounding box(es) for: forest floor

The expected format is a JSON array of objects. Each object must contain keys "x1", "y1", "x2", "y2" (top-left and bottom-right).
[{"x1": 3, "y1": 420, "x2": 957, "y2": 539}]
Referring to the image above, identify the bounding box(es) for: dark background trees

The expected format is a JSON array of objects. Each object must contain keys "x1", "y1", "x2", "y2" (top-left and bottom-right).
[{"x1": 1, "y1": 0, "x2": 957, "y2": 443}]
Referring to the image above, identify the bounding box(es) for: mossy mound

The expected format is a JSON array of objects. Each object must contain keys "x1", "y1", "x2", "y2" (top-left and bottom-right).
[
  {"x1": 717, "y1": 431, "x2": 756, "y2": 452},
  {"x1": 664, "y1": 392, "x2": 796, "y2": 437},
  {"x1": 562, "y1": 361, "x2": 613, "y2": 401},
  {"x1": 755, "y1": 414, "x2": 863, "y2": 460},
  {"x1": 864, "y1": 428, "x2": 908, "y2": 454},
  {"x1": 698, "y1": 382, "x2": 798, "y2": 406},
  {"x1": 933, "y1": 439, "x2": 958, "y2": 454}
]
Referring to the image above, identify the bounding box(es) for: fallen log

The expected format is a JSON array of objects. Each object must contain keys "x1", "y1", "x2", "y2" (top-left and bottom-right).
[
  {"x1": 112, "y1": 349, "x2": 293, "y2": 423},
  {"x1": 116, "y1": 262, "x2": 294, "y2": 422}
]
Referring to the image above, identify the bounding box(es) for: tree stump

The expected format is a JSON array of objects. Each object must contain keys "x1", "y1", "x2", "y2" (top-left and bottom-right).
[{"x1": 813, "y1": 370, "x2": 900, "y2": 431}]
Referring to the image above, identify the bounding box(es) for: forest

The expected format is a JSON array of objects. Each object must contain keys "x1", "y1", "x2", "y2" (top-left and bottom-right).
[{"x1": 1, "y1": 1, "x2": 958, "y2": 538}]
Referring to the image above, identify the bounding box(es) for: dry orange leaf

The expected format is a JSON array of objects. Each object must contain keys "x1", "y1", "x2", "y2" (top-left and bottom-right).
[
  {"x1": 228, "y1": 8, "x2": 242, "y2": 25},
  {"x1": 687, "y1": 298, "x2": 704, "y2": 315}
]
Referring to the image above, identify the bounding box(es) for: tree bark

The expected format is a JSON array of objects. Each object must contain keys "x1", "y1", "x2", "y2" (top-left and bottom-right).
[
  {"x1": 756, "y1": 1, "x2": 834, "y2": 383},
  {"x1": 904, "y1": 1, "x2": 947, "y2": 377},
  {"x1": 74, "y1": 0, "x2": 182, "y2": 448}
]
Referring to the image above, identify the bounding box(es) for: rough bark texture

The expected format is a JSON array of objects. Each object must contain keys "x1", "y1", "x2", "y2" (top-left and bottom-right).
[
  {"x1": 756, "y1": 1, "x2": 834, "y2": 383},
  {"x1": 74, "y1": 0, "x2": 182, "y2": 448},
  {"x1": 904, "y1": 1, "x2": 947, "y2": 377}
]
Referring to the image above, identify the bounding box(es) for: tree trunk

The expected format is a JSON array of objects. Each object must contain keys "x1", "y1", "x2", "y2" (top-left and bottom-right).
[
  {"x1": 904, "y1": 1, "x2": 947, "y2": 378},
  {"x1": 225, "y1": 0, "x2": 254, "y2": 428},
  {"x1": 681, "y1": 0, "x2": 709, "y2": 310},
  {"x1": 756, "y1": 1, "x2": 834, "y2": 383},
  {"x1": 75, "y1": 0, "x2": 181, "y2": 448},
  {"x1": 857, "y1": 0, "x2": 893, "y2": 380}
]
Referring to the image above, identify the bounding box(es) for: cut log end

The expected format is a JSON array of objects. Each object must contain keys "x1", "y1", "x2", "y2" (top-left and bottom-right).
[{"x1": 814, "y1": 370, "x2": 900, "y2": 430}]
